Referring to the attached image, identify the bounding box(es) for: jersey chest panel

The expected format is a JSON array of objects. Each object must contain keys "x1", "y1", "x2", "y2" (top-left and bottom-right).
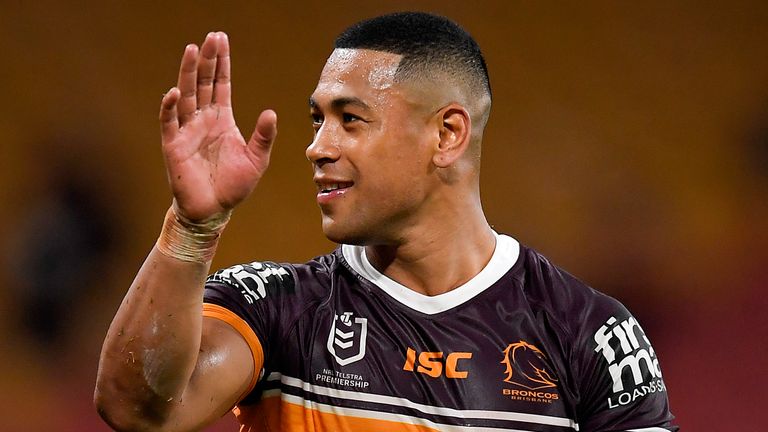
[
  {"x1": 266, "y1": 272, "x2": 576, "y2": 430},
  {"x1": 208, "y1": 246, "x2": 677, "y2": 431}
]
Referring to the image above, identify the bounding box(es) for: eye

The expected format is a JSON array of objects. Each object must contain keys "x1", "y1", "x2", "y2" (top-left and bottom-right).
[
  {"x1": 342, "y1": 113, "x2": 360, "y2": 123},
  {"x1": 310, "y1": 113, "x2": 323, "y2": 128}
]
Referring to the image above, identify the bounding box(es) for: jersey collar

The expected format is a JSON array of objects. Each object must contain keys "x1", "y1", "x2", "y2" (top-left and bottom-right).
[{"x1": 341, "y1": 232, "x2": 520, "y2": 315}]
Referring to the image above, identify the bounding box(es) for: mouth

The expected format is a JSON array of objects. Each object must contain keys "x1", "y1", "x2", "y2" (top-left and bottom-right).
[
  {"x1": 315, "y1": 180, "x2": 354, "y2": 204},
  {"x1": 317, "y1": 182, "x2": 354, "y2": 194}
]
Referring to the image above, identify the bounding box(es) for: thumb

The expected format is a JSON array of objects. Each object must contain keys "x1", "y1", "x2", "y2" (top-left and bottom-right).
[{"x1": 248, "y1": 109, "x2": 278, "y2": 153}]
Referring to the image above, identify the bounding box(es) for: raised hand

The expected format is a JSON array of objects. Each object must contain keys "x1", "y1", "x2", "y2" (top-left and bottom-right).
[{"x1": 159, "y1": 31, "x2": 277, "y2": 222}]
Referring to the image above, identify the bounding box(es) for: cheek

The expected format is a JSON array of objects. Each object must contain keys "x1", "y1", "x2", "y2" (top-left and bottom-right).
[
  {"x1": 371, "y1": 144, "x2": 431, "y2": 202},
  {"x1": 393, "y1": 132, "x2": 434, "y2": 178},
  {"x1": 379, "y1": 115, "x2": 432, "y2": 160},
  {"x1": 354, "y1": 116, "x2": 434, "y2": 196}
]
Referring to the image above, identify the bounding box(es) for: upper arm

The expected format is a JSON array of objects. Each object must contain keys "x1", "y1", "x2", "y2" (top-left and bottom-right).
[
  {"x1": 163, "y1": 315, "x2": 261, "y2": 431},
  {"x1": 166, "y1": 260, "x2": 297, "y2": 430},
  {"x1": 575, "y1": 296, "x2": 677, "y2": 431}
]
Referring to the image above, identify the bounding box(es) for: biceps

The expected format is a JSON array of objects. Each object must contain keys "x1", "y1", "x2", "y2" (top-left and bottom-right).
[{"x1": 167, "y1": 317, "x2": 260, "y2": 430}]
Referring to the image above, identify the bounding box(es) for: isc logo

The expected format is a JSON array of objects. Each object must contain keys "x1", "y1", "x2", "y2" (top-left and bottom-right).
[{"x1": 402, "y1": 347, "x2": 472, "y2": 378}]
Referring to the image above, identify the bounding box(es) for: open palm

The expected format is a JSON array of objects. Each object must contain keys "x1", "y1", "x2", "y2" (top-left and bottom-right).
[{"x1": 159, "y1": 32, "x2": 276, "y2": 222}]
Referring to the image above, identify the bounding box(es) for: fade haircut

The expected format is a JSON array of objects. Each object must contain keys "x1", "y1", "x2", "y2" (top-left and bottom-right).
[{"x1": 334, "y1": 12, "x2": 492, "y2": 101}]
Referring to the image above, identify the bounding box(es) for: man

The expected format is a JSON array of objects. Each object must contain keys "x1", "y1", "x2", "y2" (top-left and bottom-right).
[{"x1": 95, "y1": 12, "x2": 677, "y2": 432}]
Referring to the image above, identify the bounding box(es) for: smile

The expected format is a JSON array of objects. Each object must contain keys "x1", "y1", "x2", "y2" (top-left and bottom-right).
[
  {"x1": 318, "y1": 182, "x2": 353, "y2": 193},
  {"x1": 315, "y1": 181, "x2": 354, "y2": 205}
]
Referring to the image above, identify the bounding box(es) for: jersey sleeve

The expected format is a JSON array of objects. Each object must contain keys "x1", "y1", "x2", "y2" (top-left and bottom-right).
[
  {"x1": 575, "y1": 294, "x2": 678, "y2": 431},
  {"x1": 203, "y1": 261, "x2": 295, "y2": 400}
]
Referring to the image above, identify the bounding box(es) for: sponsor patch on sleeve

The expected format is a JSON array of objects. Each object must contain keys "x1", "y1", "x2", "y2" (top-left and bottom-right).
[
  {"x1": 592, "y1": 315, "x2": 668, "y2": 409},
  {"x1": 207, "y1": 262, "x2": 292, "y2": 304}
]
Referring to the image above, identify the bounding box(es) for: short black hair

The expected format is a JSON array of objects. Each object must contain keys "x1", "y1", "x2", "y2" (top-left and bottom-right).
[{"x1": 334, "y1": 12, "x2": 492, "y2": 100}]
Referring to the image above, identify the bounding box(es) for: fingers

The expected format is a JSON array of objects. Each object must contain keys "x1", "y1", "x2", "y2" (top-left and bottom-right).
[
  {"x1": 212, "y1": 32, "x2": 232, "y2": 107},
  {"x1": 175, "y1": 32, "x2": 230, "y2": 126},
  {"x1": 248, "y1": 110, "x2": 278, "y2": 153},
  {"x1": 159, "y1": 87, "x2": 181, "y2": 143},
  {"x1": 176, "y1": 44, "x2": 200, "y2": 124},
  {"x1": 196, "y1": 33, "x2": 219, "y2": 109}
]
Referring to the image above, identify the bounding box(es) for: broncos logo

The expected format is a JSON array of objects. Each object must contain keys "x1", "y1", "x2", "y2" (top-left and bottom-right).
[{"x1": 501, "y1": 341, "x2": 558, "y2": 390}]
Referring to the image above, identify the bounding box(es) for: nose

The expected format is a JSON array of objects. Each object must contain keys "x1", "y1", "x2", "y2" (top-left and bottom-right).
[{"x1": 306, "y1": 124, "x2": 341, "y2": 166}]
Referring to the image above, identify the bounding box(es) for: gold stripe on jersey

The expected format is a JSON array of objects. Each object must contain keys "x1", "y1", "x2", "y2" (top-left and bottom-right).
[
  {"x1": 235, "y1": 393, "x2": 566, "y2": 432},
  {"x1": 230, "y1": 373, "x2": 578, "y2": 431},
  {"x1": 235, "y1": 395, "x2": 443, "y2": 432},
  {"x1": 278, "y1": 374, "x2": 577, "y2": 429},
  {"x1": 202, "y1": 303, "x2": 264, "y2": 400}
]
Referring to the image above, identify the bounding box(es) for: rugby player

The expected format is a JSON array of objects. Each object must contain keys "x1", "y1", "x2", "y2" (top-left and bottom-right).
[{"x1": 95, "y1": 12, "x2": 677, "y2": 432}]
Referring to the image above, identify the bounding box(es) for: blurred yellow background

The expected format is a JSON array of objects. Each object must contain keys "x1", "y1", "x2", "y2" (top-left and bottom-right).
[{"x1": 1, "y1": 1, "x2": 766, "y2": 430}]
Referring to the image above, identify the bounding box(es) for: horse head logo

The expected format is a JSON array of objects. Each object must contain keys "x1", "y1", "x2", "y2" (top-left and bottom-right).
[{"x1": 501, "y1": 341, "x2": 558, "y2": 390}]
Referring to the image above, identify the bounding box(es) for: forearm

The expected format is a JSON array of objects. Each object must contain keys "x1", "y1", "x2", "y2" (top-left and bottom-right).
[
  {"x1": 95, "y1": 209, "x2": 226, "y2": 429},
  {"x1": 96, "y1": 30, "x2": 275, "y2": 430}
]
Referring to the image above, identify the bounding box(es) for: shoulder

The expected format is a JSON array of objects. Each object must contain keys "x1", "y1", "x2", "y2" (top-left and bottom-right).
[
  {"x1": 207, "y1": 261, "x2": 294, "y2": 301},
  {"x1": 205, "y1": 249, "x2": 347, "y2": 305},
  {"x1": 512, "y1": 243, "x2": 637, "y2": 375},
  {"x1": 516, "y1": 244, "x2": 626, "y2": 325},
  {"x1": 513, "y1": 243, "x2": 675, "y2": 428}
]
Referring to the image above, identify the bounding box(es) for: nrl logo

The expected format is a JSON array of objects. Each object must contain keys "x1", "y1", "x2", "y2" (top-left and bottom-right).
[{"x1": 327, "y1": 312, "x2": 368, "y2": 366}]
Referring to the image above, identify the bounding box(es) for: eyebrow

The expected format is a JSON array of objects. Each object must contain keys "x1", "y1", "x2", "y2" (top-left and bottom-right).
[{"x1": 308, "y1": 96, "x2": 371, "y2": 111}]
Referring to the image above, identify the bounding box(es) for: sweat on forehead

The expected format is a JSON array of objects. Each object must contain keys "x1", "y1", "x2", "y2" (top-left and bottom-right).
[{"x1": 321, "y1": 49, "x2": 402, "y2": 91}]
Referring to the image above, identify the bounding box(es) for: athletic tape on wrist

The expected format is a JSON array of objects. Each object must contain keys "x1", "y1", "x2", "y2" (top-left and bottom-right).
[{"x1": 156, "y1": 206, "x2": 230, "y2": 263}]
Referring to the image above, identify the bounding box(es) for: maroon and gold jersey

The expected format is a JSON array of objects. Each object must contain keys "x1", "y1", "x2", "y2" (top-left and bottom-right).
[{"x1": 203, "y1": 234, "x2": 677, "y2": 431}]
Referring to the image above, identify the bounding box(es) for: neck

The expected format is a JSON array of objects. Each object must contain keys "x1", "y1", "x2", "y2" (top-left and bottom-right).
[{"x1": 364, "y1": 202, "x2": 495, "y2": 296}]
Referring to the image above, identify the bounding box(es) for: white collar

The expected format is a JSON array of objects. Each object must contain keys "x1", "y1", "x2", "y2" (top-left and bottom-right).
[{"x1": 341, "y1": 232, "x2": 520, "y2": 315}]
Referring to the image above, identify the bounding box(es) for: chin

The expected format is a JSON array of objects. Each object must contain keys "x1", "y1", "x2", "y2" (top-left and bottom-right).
[
  {"x1": 322, "y1": 226, "x2": 364, "y2": 246},
  {"x1": 321, "y1": 217, "x2": 370, "y2": 246}
]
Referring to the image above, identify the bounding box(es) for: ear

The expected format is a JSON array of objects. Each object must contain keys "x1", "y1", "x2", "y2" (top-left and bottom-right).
[{"x1": 433, "y1": 103, "x2": 471, "y2": 168}]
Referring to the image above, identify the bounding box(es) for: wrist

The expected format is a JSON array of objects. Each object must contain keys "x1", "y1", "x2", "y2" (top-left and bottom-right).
[{"x1": 156, "y1": 206, "x2": 231, "y2": 263}]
